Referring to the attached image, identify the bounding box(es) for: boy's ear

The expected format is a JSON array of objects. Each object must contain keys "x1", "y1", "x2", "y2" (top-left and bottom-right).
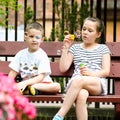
[
  {"x1": 24, "y1": 32, "x2": 28, "y2": 36},
  {"x1": 24, "y1": 32, "x2": 28, "y2": 41}
]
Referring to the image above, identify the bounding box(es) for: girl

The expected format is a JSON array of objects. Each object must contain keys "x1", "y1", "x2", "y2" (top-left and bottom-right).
[{"x1": 53, "y1": 17, "x2": 111, "y2": 120}]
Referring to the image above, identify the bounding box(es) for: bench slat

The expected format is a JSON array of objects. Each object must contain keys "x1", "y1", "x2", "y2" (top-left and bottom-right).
[
  {"x1": 25, "y1": 94, "x2": 64, "y2": 102},
  {"x1": 0, "y1": 41, "x2": 63, "y2": 57},
  {"x1": 1, "y1": 61, "x2": 120, "y2": 78},
  {"x1": 51, "y1": 62, "x2": 120, "y2": 78},
  {"x1": 106, "y1": 42, "x2": 120, "y2": 57},
  {"x1": 0, "y1": 61, "x2": 10, "y2": 73},
  {"x1": 1, "y1": 41, "x2": 120, "y2": 57},
  {"x1": 88, "y1": 95, "x2": 120, "y2": 103},
  {"x1": 25, "y1": 94, "x2": 120, "y2": 103}
]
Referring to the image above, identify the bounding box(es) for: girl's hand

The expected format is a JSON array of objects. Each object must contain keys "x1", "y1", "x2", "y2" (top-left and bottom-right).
[
  {"x1": 63, "y1": 35, "x2": 74, "y2": 49},
  {"x1": 80, "y1": 66, "x2": 93, "y2": 76}
]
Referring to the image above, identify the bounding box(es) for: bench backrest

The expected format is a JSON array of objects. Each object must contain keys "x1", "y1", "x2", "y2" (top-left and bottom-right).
[
  {"x1": 1, "y1": 41, "x2": 120, "y2": 94},
  {"x1": 1, "y1": 41, "x2": 120, "y2": 75}
]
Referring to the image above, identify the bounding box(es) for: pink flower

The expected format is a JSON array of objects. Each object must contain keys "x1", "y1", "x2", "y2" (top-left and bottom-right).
[
  {"x1": 0, "y1": 72, "x2": 37, "y2": 120},
  {"x1": 24, "y1": 103, "x2": 37, "y2": 119},
  {"x1": 0, "y1": 109, "x2": 3, "y2": 118}
]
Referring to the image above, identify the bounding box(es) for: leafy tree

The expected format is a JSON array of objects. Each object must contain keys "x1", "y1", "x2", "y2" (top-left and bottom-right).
[
  {"x1": 0, "y1": 0, "x2": 21, "y2": 27},
  {"x1": 50, "y1": 0, "x2": 90, "y2": 41},
  {"x1": 24, "y1": 6, "x2": 34, "y2": 24}
]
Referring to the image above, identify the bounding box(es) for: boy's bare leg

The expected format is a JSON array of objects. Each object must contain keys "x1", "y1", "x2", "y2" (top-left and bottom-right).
[{"x1": 31, "y1": 82, "x2": 61, "y2": 93}]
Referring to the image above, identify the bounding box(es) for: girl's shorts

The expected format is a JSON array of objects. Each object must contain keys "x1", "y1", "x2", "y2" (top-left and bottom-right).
[{"x1": 65, "y1": 75, "x2": 107, "y2": 95}]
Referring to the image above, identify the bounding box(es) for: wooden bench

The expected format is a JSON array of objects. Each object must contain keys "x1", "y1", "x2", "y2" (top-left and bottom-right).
[{"x1": 0, "y1": 41, "x2": 120, "y2": 119}]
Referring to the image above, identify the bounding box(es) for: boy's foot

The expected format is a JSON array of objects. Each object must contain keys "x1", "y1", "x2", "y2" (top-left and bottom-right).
[
  {"x1": 19, "y1": 89, "x2": 23, "y2": 94},
  {"x1": 20, "y1": 86, "x2": 31, "y2": 95},
  {"x1": 53, "y1": 115, "x2": 64, "y2": 120},
  {"x1": 30, "y1": 87, "x2": 40, "y2": 95}
]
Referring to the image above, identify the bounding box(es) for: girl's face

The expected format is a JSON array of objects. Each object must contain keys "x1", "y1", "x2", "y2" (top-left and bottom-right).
[
  {"x1": 81, "y1": 20, "x2": 101, "y2": 44},
  {"x1": 25, "y1": 29, "x2": 43, "y2": 52}
]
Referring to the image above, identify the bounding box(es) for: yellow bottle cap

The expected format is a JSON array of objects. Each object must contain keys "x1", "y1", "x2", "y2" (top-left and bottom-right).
[{"x1": 70, "y1": 34, "x2": 75, "y2": 41}]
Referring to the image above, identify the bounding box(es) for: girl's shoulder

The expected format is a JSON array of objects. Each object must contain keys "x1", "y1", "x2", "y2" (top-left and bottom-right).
[
  {"x1": 99, "y1": 44, "x2": 109, "y2": 49},
  {"x1": 70, "y1": 43, "x2": 82, "y2": 50},
  {"x1": 71, "y1": 43, "x2": 82, "y2": 48},
  {"x1": 98, "y1": 44, "x2": 110, "y2": 54}
]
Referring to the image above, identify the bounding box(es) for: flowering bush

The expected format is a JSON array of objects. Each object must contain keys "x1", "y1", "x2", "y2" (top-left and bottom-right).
[{"x1": 0, "y1": 72, "x2": 36, "y2": 120}]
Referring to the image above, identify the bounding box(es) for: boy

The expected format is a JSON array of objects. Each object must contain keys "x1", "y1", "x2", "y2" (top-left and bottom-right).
[{"x1": 8, "y1": 22, "x2": 61, "y2": 95}]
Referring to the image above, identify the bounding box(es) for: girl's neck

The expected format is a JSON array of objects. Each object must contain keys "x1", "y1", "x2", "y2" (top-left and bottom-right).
[{"x1": 82, "y1": 43, "x2": 99, "y2": 50}]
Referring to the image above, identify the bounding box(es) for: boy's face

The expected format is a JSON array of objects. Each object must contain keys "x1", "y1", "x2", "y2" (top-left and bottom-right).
[{"x1": 25, "y1": 28, "x2": 43, "y2": 52}]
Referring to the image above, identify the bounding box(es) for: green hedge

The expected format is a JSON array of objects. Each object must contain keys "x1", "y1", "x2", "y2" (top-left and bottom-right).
[{"x1": 36, "y1": 107, "x2": 115, "y2": 120}]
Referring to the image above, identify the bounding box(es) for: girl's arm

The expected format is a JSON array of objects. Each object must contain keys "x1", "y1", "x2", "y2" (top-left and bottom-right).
[
  {"x1": 59, "y1": 35, "x2": 74, "y2": 73},
  {"x1": 97, "y1": 53, "x2": 111, "y2": 77},
  {"x1": 59, "y1": 47, "x2": 73, "y2": 72},
  {"x1": 80, "y1": 53, "x2": 111, "y2": 77}
]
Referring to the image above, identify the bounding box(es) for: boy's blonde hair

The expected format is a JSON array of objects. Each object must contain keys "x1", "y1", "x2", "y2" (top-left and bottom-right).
[{"x1": 26, "y1": 22, "x2": 43, "y2": 35}]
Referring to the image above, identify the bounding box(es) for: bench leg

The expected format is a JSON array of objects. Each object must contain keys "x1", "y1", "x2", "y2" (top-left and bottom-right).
[{"x1": 115, "y1": 104, "x2": 120, "y2": 120}]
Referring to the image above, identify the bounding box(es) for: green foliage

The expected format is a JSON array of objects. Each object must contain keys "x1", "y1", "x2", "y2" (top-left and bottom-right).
[
  {"x1": 50, "y1": 0, "x2": 90, "y2": 41},
  {"x1": 24, "y1": 6, "x2": 34, "y2": 24},
  {"x1": 0, "y1": 0, "x2": 22, "y2": 27},
  {"x1": 78, "y1": 0, "x2": 90, "y2": 27},
  {"x1": 67, "y1": 1, "x2": 78, "y2": 33},
  {"x1": 49, "y1": 28, "x2": 55, "y2": 41}
]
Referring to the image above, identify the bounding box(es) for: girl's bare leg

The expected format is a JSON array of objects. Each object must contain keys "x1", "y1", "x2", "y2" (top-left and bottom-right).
[
  {"x1": 55, "y1": 76, "x2": 102, "y2": 118},
  {"x1": 75, "y1": 89, "x2": 89, "y2": 120}
]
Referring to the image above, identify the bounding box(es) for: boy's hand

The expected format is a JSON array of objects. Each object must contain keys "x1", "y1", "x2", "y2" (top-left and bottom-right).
[{"x1": 17, "y1": 81, "x2": 27, "y2": 92}]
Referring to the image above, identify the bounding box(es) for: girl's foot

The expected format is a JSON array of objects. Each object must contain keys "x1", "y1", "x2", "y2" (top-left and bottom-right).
[{"x1": 53, "y1": 114, "x2": 64, "y2": 120}]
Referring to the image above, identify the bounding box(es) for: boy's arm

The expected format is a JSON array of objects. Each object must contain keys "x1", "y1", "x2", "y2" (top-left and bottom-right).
[
  {"x1": 8, "y1": 69, "x2": 18, "y2": 79},
  {"x1": 26, "y1": 73, "x2": 45, "y2": 85},
  {"x1": 17, "y1": 73, "x2": 45, "y2": 91}
]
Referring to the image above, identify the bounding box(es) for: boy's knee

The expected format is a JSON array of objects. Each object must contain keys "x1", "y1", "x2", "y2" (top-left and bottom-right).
[{"x1": 53, "y1": 82, "x2": 61, "y2": 92}]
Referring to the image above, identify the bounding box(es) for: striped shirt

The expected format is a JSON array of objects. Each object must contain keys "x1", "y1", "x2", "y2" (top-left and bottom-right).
[{"x1": 69, "y1": 43, "x2": 110, "y2": 77}]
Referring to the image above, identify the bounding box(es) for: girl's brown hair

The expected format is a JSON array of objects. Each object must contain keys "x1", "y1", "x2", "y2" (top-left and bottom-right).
[{"x1": 84, "y1": 17, "x2": 105, "y2": 44}]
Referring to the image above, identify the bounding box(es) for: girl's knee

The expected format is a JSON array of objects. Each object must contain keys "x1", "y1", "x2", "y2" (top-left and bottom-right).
[
  {"x1": 71, "y1": 78, "x2": 84, "y2": 88},
  {"x1": 76, "y1": 89, "x2": 89, "y2": 103}
]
